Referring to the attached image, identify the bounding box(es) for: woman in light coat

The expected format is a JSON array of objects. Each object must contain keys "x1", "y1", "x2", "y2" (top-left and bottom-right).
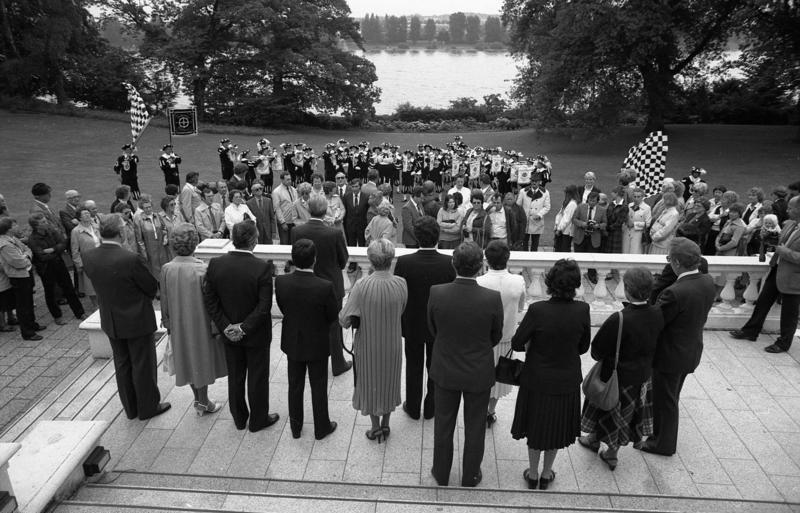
[
  {"x1": 648, "y1": 192, "x2": 680, "y2": 255},
  {"x1": 160, "y1": 223, "x2": 227, "y2": 416},
  {"x1": 622, "y1": 188, "x2": 652, "y2": 254},
  {"x1": 70, "y1": 206, "x2": 101, "y2": 308}
]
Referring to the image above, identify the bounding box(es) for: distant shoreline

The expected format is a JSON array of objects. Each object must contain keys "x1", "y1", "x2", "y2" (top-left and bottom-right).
[{"x1": 352, "y1": 42, "x2": 510, "y2": 54}]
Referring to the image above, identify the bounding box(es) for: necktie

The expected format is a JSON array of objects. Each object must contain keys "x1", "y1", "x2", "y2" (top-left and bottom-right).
[
  {"x1": 340, "y1": 187, "x2": 345, "y2": 197},
  {"x1": 354, "y1": 195, "x2": 358, "y2": 207},
  {"x1": 257, "y1": 198, "x2": 262, "y2": 210},
  {"x1": 288, "y1": 187, "x2": 294, "y2": 202},
  {"x1": 210, "y1": 209, "x2": 218, "y2": 232},
  {"x1": 632, "y1": 205, "x2": 640, "y2": 212},
  {"x1": 588, "y1": 208, "x2": 594, "y2": 221},
  {"x1": 418, "y1": 204, "x2": 424, "y2": 217}
]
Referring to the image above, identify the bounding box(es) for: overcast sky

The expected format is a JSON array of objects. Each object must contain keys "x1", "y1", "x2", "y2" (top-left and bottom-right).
[{"x1": 347, "y1": 0, "x2": 503, "y2": 17}]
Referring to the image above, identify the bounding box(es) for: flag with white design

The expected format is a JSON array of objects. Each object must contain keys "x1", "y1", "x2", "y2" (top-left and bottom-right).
[
  {"x1": 622, "y1": 131, "x2": 668, "y2": 198},
  {"x1": 122, "y1": 82, "x2": 150, "y2": 145}
]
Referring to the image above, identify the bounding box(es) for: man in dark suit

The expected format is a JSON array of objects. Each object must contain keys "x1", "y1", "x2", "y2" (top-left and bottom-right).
[
  {"x1": 572, "y1": 191, "x2": 607, "y2": 284},
  {"x1": 82, "y1": 214, "x2": 170, "y2": 420},
  {"x1": 401, "y1": 186, "x2": 425, "y2": 248},
  {"x1": 203, "y1": 221, "x2": 279, "y2": 432},
  {"x1": 427, "y1": 242, "x2": 503, "y2": 487},
  {"x1": 343, "y1": 178, "x2": 370, "y2": 249},
  {"x1": 291, "y1": 195, "x2": 352, "y2": 376},
  {"x1": 731, "y1": 195, "x2": 800, "y2": 353},
  {"x1": 395, "y1": 217, "x2": 456, "y2": 420},
  {"x1": 276, "y1": 239, "x2": 339, "y2": 440},
  {"x1": 246, "y1": 181, "x2": 276, "y2": 244},
  {"x1": 640, "y1": 237, "x2": 715, "y2": 456}
]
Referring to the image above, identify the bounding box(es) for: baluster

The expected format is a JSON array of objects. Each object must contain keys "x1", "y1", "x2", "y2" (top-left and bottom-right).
[
  {"x1": 742, "y1": 272, "x2": 762, "y2": 307},
  {"x1": 526, "y1": 268, "x2": 543, "y2": 299},
  {"x1": 593, "y1": 269, "x2": 610, "y2": 300},
  {"x1": 719, "y1": 273, "x2": 737, "y2": 309},
  {"x1": 613, "y1": 276, "x2": 626, "y2": 302}
]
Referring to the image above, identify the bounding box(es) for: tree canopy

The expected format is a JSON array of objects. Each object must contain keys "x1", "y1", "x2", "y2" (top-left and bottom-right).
[{"x1": 502, "y1": 0, "x2": 757, "y2": 131}]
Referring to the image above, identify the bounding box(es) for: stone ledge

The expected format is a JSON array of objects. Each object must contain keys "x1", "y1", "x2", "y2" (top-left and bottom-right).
[
  {"x1": 79, "y1": 311, "x2": 166, "y2": 360},
  {"x1": 9, "y1": 420, "x2": 108, "y2": 513},
  {"x1": 0, "y1": 442, "x2": 20, "y2": 499}
]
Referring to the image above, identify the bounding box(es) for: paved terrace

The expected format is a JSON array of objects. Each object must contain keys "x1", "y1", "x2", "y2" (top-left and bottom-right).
[{"x1": 2, "y1": 313, "x2": 799, "y2": 505}]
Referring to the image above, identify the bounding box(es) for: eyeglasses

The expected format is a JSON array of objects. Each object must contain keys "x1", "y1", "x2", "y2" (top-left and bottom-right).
[
  {"x1": 251, "y1": 187, "x2": 263, "y2": 192},
  {"x1": 336, "y1": 176, "x2": 346, "y2": 180}
]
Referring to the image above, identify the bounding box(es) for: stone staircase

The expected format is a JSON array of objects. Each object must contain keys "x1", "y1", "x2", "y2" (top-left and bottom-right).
[{"x1": 50, "y1": 470, "x2": 795, "y2": 513}]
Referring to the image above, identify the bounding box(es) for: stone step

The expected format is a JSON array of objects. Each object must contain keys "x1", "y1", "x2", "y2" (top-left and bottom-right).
[{"x1": 51, "y1": 470, "x2": 795, "y2": 513}]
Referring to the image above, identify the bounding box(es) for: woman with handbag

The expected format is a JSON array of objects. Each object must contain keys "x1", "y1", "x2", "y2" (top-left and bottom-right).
[
  {"x1": 510, "y1": 259, "x2": 590, "y2": 490},
  {"x1": 578, "y1": 267, "x2": 664, "y2": 470},
  {"x1": 477, "y1": 240, "x2": 526, "y2": 428}
]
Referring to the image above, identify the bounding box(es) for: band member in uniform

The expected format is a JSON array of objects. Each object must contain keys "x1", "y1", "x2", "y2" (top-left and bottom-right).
[
  {"x1": 114, "y1": 144, "x2": 142, "y2": 200},
  {"x1": 218, "y1": 139, "x2": 236, "y2": 181},
  {"x1": 158, "y1": 144, "x2": 181, "y2": 187}
]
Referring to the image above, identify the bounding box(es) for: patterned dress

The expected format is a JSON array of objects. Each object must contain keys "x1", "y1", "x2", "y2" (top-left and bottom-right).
[{"x1": 340, "y1": 270, "x2": 408, "y2": 417}]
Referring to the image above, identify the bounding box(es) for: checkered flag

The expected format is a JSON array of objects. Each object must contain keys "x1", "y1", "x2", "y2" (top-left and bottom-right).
[
  {"x1": 622, "y1": 131, "x2": 668, "y2": 198},
  {"x1": 122, "y1": 82, "x2": 150, "y2": 145}
]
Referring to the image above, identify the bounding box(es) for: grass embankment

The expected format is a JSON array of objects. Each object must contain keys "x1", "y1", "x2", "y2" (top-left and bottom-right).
[{"x1": 1, "y1": 109, "x2": 797, "y2": 245}]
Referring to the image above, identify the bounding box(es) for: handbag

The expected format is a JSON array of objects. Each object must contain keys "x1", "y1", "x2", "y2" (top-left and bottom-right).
[
  {"x1": 581, "y1": 311, "x2": 623, "y2": 411},
  {"x1": 162, "y1": 334, "x2": 175, "y2": 376},
  {"x1": 495, "y1": 347, "x2": 524, "y2": 386}
]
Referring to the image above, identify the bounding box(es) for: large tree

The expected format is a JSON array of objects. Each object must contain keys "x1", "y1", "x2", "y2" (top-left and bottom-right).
[
  {"x1": 106, "y1": 0, "x2": 379, "y2": 123},
  {"x1": 423, "y1": 18, "x2": 436, "y2": 41},
  {"x1": 409, "y1": 16, "x2": 421, "y2": 43},
  {"x1": 502, "y1": 0, "x2": 753, "y2": 131},
  {"x1": 449, "y1": 12, "x2": 466, "y2": 44}
]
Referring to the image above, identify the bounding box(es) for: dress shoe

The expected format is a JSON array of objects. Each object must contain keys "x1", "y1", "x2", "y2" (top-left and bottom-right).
[
  {"x1": 54, "y1": 317, "x2": 68, "y2": 326},
  {"x1": 538, "y1": 470, "x2": 556, "y2": 490},
  {"x1": 33, "y1": 323, "x2": 46, "y2": 331},
  {"x1": 7, "y1": 315, "x2": 18, "y2": 325},
  {"x1": 140, "y1": 402, "x2": 171, "y2": 420},
  {"x1": 637, "y1": 441, "x2": 673, "y2": 456},
  {"x1": 765, "y1": 343, "x2": 787, "y2": 353},
  {"x1": 462, "y1": 469, "x2": 482, "y2": 488},
  {"x1": 23, "y1": 334, "x2": 43, "y2": 341},
  {"x1": 729, "y1": 329, "x2": 757, "y2": 341},
  {"x1": 332, "y1": 361, "x2": 352, "y2": 377},
  {"x1": 315, "y1": 421, "x2": 337, "y2": 440},
  {"x1": 291, "y1": 427, "x2": 302, "y2": 439},
  {"x1": 57, "y1": 298, "x2": 68, "y2": 305},
  {"x1": 250, "y1": 412, "x2": 281, "y2": 432},
  {"x1": 402, "y1": 401, "x2": 420, "y2": 420}
]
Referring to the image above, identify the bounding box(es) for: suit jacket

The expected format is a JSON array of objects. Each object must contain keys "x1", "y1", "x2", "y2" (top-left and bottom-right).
[
  {"x1": 395, "y1": 249, "x2": 456, "y2": 341},
  {"x1": 654, "y1": 272, "x2": 716, "y2": 374},
  {"x1": 59, "y1": 204, "x2": 79, "y2": 240},
  {"x1": 30, "y1": 201, "x2": 65, "y2": 236},
  {"x1": 291, "y1": 219, "x2": 349, "y2": 301},
  {"x1": 512, "y1": 298, "x2": 591, "y2": 393},
  {"x1": 203, "y1": 251, "x2": 273, "y2": 347},
  {"x1": 82, "y1": 242, "x2": 158, "y2": 339},
  {"x1": 343, "y1": 191, "x2": 370, "y2": 235},
  {"x1": 427, "y1": 278, "x2": 503, "y2": 392},
  {"x1": 179, "y1": 184, "x2": 202, "y2": 223},
  {"x1": 572, "y1": 203, "x2": 608, "y2": 247},
  {"x1": 649, "y1": 258, "x2": 709, "y2": 304},
  {"x1": 246, "y1": 196, "x2": 276, "y2": 243},
  {"x1": 275, "y1": 271, "x2": 339, "y2": 361},
  {"x1": 772, "y1": 219, "x2": 800, "y2": 294},
  {"x1": 401, "y1": 199, "x2": 424, "y2": 246},
  {"x1": 194, "y1": 202, "x2": 225, "y2": 240}
]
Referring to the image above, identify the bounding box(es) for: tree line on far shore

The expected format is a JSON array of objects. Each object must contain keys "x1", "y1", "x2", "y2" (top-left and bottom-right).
[{"x1": 359, "y1": 13, "x2": 507, "y2": 46}]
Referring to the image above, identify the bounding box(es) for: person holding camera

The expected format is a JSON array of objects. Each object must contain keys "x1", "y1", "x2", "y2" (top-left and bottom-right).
[{"x1": 572, "y1": 191, "x2": 607, "y2": 284}]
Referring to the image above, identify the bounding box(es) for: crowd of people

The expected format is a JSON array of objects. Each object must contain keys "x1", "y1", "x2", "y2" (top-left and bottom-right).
[{"x1": 0, "y1": 140, "x2": 798, "y2": 491}]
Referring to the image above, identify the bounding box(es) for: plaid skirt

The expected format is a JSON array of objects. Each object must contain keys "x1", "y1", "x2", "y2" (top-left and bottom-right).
[{"x1": 580, "y1": 379, "x2": 653, "y2": 450}]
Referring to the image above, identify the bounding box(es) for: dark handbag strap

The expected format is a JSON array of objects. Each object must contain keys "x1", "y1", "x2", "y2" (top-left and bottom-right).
[{"x1": 612, "y1": 311, "x2": 623, "y2": 370}]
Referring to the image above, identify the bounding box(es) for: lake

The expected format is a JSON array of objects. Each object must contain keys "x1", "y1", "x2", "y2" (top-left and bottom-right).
[{"x1": 362, "y1": 50, "x2": 520, "y2": 115}]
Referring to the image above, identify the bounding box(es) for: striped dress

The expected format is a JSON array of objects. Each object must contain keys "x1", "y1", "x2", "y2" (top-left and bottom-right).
[{"x1": 340, "y1": 270, "x2": 408, "y2": 417}]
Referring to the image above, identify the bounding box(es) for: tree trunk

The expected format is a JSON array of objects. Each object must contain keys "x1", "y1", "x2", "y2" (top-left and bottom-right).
[
  {"x1": 193, "y1": 78, "x2": 207, "y2": 121},
  {"x1": 0, "y1": 0, "x2": 20, "y2": 59},
  {"x1": 640, "y1": 64, "x2": 670, "y2": 133},
  {"x1": 272, "y1": 69, "x2": 284, "y2": 96},
  {"x1": 52, "y1": 67, "x2": 68, "y2": 105}
]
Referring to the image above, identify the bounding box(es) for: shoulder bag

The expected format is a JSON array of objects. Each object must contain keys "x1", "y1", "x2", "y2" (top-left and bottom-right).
[{"x1": 581, "y1": 311, "x2": 623, "y2": 410}]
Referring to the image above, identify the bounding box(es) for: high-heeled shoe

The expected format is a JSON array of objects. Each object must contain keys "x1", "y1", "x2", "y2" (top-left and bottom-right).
[
  {"x1": 599, "y1": 450, "x2": 618, "y2": 471},
  {"x1": 365, "y1": 426, "x2": 384, "y2": 443},
  {"x1": 194, "y1": 400, "x2": 222, "y2": 417},
  {"x1": 381, "y1": 426, "x2": 391, "y2": 440},
  {"x1": 538, "y1": 470, "x2": 556, "y2": 490},
  {"x1": 486, "y1": 412, "x2": 497, "y2": 428}
]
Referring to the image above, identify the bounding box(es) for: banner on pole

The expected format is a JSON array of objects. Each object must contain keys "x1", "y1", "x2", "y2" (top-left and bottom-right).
[
  {"x1": 168, "y1": 108, "x2": 198, "y2": 137},
  {"x1": 122, "y1": 82, "x2": 151, "y2": 145}
]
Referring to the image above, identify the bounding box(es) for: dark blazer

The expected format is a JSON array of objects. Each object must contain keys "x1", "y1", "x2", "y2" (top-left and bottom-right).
[
  {"x1": 511, "y1": 298, "x2": 591, "y2": 393},
  {"x1": 82, "y1": 242, "x2": 158, "y2": 339},
  {"x1": 649, "y1": 258, "x2": 709, "y2": 304},
  {"x1": 246, "y1": 196, "x2": 276, "y2": 244},
  {"x1": 203, "y1": 251, "x2": 273, "y2": 347},
  {"x1": 291, "y1": 219, "x2": 349, "y2": 301},
  {"x1": 572, "y1": 203, "x2": 608, "y2": 248},
  {"x1": 401, "y1": 200, "x2": 424, "y2": 246},
  {"x1": 276, "y1": 271, "x2": 339, "y2": 361},
  {"x1": 343, "y1": 191, "x2": 370, "y2": 235},
  {"x1": 395, "y1": 249, "x2": 456, "y2": 341},
  {"x1": 427, "y1": 278, "x2": 503, "y2": 392},
  {"x1": 654, "y1": 272, "x2": 716, "y2": 374},
  {"x1": 591, "y1": 303, "x2": 664, "y2": 387}
]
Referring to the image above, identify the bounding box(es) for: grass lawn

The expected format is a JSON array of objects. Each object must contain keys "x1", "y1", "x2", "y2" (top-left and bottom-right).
[{"x1": 1, "y1": 110, "x2": 797, "y2": 245}]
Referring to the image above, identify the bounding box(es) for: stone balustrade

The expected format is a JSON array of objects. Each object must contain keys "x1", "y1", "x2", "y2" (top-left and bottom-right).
[{"x1": 195, "y1": 239, "x2": 778, "y2": 330}]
